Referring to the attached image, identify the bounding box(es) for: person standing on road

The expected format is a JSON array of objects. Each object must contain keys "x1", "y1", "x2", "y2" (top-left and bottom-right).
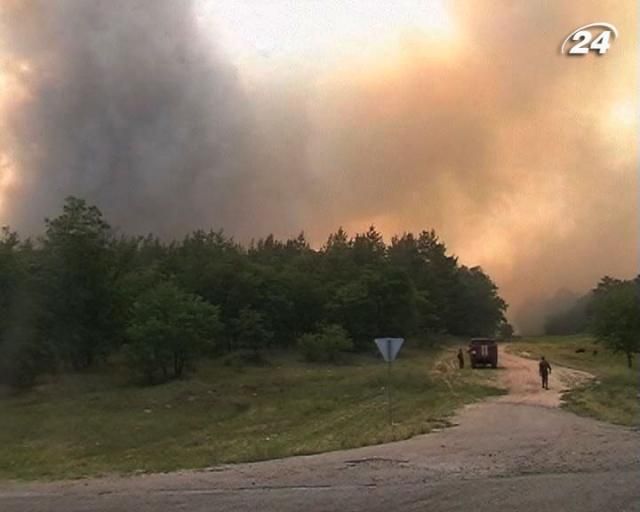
[
  {"x1": 457, "y1": 348, "x2": 465, "y2": 369},
  {"x1": 539, "y1": 356, "x2": 552, "y2": 389}
]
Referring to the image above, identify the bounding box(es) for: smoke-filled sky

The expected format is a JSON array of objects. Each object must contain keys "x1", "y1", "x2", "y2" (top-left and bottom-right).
[{"x1": 0, "y1": 0, "x2": 637, "y2": 332}]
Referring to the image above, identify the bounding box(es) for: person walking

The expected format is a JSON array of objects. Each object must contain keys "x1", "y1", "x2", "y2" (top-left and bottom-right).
[
  {"x1": 539, "y1": 356, "x2": 552, "y2": 389},
  {"x1": 457, "y1": 348, "x2": 465, "y2": 369}
]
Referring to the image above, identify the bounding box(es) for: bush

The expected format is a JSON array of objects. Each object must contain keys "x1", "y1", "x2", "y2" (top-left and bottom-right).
[
  {"x1": 298, "y1": 324, "x2": 354, "y2": 363},
  {"x1": 124, "y1": 282, "x2": 221, "y2": 384}
]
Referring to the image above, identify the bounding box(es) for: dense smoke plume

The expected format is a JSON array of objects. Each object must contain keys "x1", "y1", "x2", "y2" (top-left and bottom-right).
[
  {"x1": 0, "y1": 0, "x2": 637, "y2": 332},
  {"x1": 0, "y1": 0, "x2": 311, "y2": 236}
]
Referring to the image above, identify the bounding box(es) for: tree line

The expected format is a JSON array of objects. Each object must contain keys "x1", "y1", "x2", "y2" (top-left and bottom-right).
[
  {"x1": 544, "y1": 275, "x2": 640, "y2": 367},
  {"x1": 0, "y1": 197, "x2": 509, "y2": 387}
]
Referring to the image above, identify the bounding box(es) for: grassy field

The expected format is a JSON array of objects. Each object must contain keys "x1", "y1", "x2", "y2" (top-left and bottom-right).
[
  {"x1": 0, "y1": 343, "x2": 504, "y2": 481},
  {"x1": 508, "y1": 335, "x2": 639, "y2": 427}
]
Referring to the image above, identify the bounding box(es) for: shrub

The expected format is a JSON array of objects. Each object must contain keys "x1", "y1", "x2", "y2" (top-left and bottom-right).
[
  {"x1": 124, "y1": 282, "x2": 221, "y2": 384},
  {"x1": 298, "y1": 324, "x2": 354, "y2": 363}
]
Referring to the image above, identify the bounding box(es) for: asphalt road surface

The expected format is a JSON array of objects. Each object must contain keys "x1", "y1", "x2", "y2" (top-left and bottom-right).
[{"x1": 1, "y1": 350, "x2": 639, "y2": 512}]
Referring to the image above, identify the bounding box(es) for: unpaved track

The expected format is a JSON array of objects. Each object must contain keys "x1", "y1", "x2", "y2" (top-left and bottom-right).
[
  {"x1": 496, "y1": 348, "x2": 594, "y2": 407},
  {"x1": 1, "y1": 350, "x2": 639, "y2": 512}
]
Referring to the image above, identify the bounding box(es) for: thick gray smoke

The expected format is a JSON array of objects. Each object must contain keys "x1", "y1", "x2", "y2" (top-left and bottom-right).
[{"x1": 0, "y1": 0, "x2": 308, "y2": 237}]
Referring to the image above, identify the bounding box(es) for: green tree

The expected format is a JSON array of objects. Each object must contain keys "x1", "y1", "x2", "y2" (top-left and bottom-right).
[
  {"x1": 450, "y1": 266, "x2": 507, "y2": 336},
  {"x1": 328, "y1": 267, "x2": 416, "y2": 346},
  {"x1": 1, "y1": 196, "x2": 514, "y2": 377},
  {"x1": 321, "y1": 227, "x2": 356, "y2": 282},
  {"x1": 39, "y1": 197, "x2": 121, "y2": 369},
  {"x1": 0, "y1": 227, "x2": 20, "y2": 337},
  {"x1": 125, "y1": 281, "x2": 221, "y2": 383},
  {"x1": 590, "y1": 277, "x2": 640, "y2": 368},
  {"x1": 0, "y1": 229, "x2": 52, "y2": 388},
  {"x1": 231, "y1": 307, "x2": 273, "y2": 353},
  {"x1": 352, "y1": 226, "x2": 386, "y2": 267},
  {"x1": 389, "y1": 230, "x2": 460, "y2": 333}
]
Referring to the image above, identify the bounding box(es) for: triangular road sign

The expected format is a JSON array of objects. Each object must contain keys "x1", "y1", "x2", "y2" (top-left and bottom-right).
[{"x1": 374, "y1": 338, "x2": 404, "y2": 363}]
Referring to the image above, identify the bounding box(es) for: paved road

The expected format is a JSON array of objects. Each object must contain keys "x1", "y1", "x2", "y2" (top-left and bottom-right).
[{"x1": 1, "y1": 351, "x2": 639, "y2": 511}]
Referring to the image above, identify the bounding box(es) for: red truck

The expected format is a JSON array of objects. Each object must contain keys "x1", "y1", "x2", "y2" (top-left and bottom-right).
[{"x1": 468, "y1": 338, "x2": 498, "y2": 369}]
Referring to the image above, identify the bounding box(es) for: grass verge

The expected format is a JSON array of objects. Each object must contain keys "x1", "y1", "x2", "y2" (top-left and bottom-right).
[
  {"x1": 0, "y1": 343, "x2": 503, "y2": 481},
  {"x1": 507, "y1": 335, "x2": 639, "y2": 427}
]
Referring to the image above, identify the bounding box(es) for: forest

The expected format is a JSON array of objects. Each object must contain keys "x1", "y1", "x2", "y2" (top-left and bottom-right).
[{"x1": 0, "y1": 197, "x2": 511, "y2": 387}]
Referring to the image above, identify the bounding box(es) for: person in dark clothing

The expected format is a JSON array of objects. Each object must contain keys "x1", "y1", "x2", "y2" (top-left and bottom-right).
[
  {"x1": 457, "y1": 348, "x2": 465, "y2": 369},
  {"x1": 539, "y1": 356, "x2": 552, "y2": 389}
]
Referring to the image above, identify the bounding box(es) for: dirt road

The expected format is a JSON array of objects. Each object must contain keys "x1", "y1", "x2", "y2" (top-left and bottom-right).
[
  {"x1": 496, "y1": 348, "x2": 594, "y2": 407},
  {"x1": 1, "y1": 350, "x2": 639, "y2": 511}
]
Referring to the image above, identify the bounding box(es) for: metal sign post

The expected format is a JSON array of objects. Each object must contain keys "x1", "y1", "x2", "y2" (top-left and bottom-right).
[
  {"x1": 374, "y1": 337, "x2": 404, "y2": 426},
  {"x1": 387, "y1": 358, "x2": 392, "y2": 426}
]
